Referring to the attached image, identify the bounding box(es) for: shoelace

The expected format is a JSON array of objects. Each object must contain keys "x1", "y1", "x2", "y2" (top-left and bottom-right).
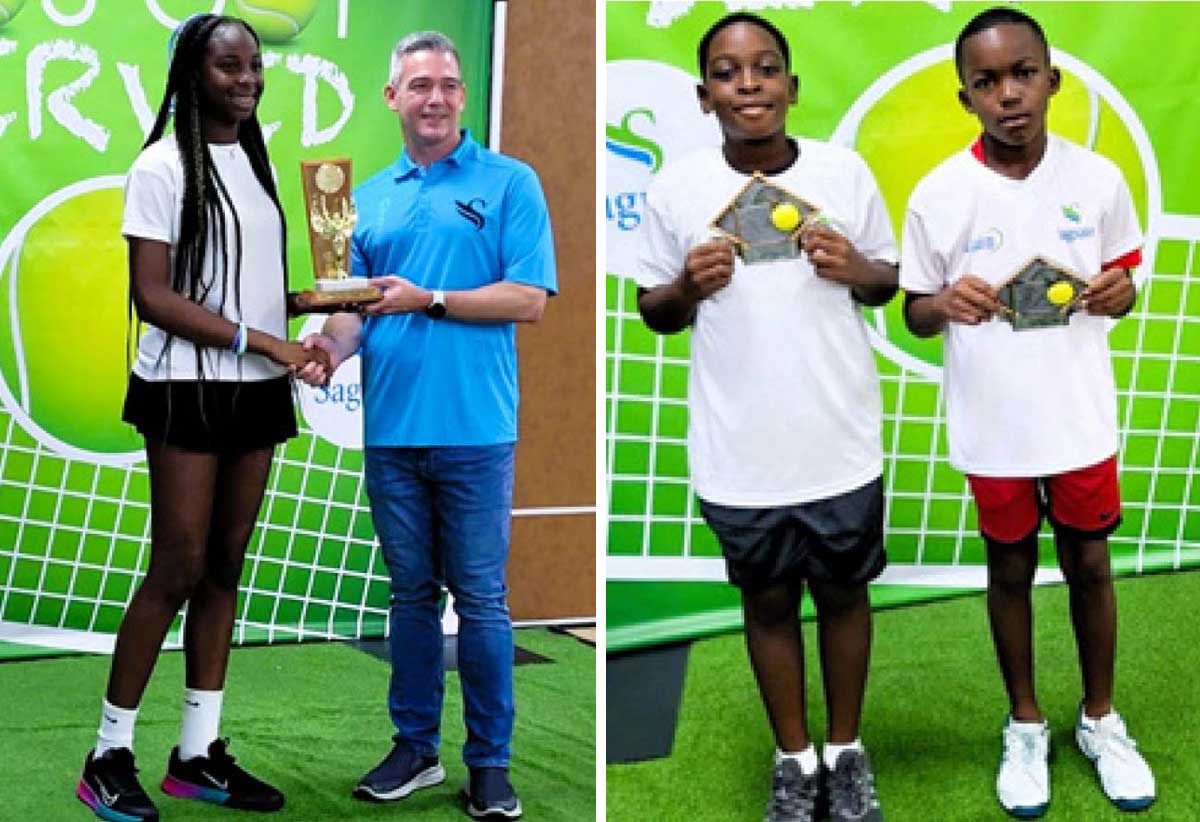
[
  {"x1": 768, "y1": 763, "x2": 817, "y2": 818},
  {"x1": 828, "y1": 755, "x2": 877, "y2": 816},
  {"x1": 1089, "y1": 719, "x2": 1141, "y2": 764},
  {"x1": 99, "y1": 751, "x2": 148, "y2": 796},
  {"x1": 1003, "y1": 727, "x2": 1045, "y2": 768},
  {"x1": 204, "y1": 739, "x2": 247, "y2": 786}
]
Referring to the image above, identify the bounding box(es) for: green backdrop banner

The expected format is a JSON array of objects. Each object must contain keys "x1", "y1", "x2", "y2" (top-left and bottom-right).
[
  {"x1": 605, "y1": 1, "x2": 1200, "y2": 652},
  {"x1": 0, "y1": 0, "x2": 492, "y2": 658}
]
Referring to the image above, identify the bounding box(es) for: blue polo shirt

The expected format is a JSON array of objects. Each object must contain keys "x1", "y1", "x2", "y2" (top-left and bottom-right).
[{"x1": 350, "y1": 131, "x2": 557, "y2": 446}]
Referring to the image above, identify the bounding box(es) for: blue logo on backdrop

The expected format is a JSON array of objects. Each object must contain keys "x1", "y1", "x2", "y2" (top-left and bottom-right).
[
  {"x1": 605, "y1": 108, "x2": 662, "y2": 232},
  {"x1": 314, "y1": 382, "x2": 361, "y2": 412}
]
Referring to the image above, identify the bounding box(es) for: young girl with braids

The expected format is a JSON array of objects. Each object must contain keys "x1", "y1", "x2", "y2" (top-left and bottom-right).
[{"x1": 77, "y1": 15, "x2": 326, "y2": 821}]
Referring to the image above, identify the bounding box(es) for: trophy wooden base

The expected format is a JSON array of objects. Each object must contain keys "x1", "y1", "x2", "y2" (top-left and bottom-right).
[{"x1": 288, "y1": 286, "x2": 383, "y2": 315}]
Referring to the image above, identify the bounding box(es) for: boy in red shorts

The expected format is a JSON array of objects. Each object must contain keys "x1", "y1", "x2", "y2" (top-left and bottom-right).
[{"x1": 901, "y1": 7, "x2": 1154, "y2": 818}]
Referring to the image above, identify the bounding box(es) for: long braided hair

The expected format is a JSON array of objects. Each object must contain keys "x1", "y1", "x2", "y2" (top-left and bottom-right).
[{"x1": 140, "y1": 14, "x2": 288, "y2": 378}]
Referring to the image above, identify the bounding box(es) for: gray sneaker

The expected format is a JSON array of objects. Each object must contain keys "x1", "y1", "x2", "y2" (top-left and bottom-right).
[
  {"x1": 764, "y1": 758, "x2": 821, "y2": 822},
  {"x1": 826, "y1": 749, "x2": 883, "y2": 822}
]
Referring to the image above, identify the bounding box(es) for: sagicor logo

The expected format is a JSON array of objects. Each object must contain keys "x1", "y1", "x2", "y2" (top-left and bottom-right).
[
  {"x1": 454, "y1": 197, "x2": 486, "y2": 230},
  {"x1": 606, "y1": 109, "x2": 663, "y2": 172}
]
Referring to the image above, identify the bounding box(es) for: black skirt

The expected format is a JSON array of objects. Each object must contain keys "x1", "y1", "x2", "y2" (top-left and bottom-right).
[{"x1": 122, "y1": 374, "x2": 298, "y2": 454}]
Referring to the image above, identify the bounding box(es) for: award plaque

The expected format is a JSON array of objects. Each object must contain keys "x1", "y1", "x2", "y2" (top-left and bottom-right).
[
  {"x1": 710, "y1": 172, "x2": 819, "y2": 265},
  {"x1": 288, "y1": 158, "x2": 382, "y2": 314},
  {"x1": 997, "y1": 256, "x2": 1089, "y2": 331}
]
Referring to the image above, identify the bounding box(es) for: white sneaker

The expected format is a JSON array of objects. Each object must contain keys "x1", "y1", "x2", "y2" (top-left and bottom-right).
[
  {"x1": 1075, "y1": 708, "x2": 1155, "y2": 811},
  {"x1": 996, "y1": 717, "x2": 1050, "y2": 818}
]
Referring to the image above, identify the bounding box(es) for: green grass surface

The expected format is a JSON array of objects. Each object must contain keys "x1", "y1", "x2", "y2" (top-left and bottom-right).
[
  {"x1": 608, "y1": 571, "x2": 1200, "y2": 821},
  {"x1": 0, "y1": 629, "x2": 594, "y2": 821}
]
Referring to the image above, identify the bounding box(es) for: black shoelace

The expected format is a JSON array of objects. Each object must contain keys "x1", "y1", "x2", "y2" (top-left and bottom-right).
[{"x1": 98, "y1": 750, "x2": 149, "y2": 797}]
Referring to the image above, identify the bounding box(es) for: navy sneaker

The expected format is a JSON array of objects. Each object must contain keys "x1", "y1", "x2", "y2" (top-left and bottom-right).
[
  {"x1": 826, "y1": 749, "x2": 884, "y2": 822},
  {"x1": 353, "y1": 742, "x2": 445, "y2": 802},
  {"x1": 764, "y1": 758, "x2": 821, "y2": 822},
  {"x1": 463, "y1": 767, "x2": 522, "y2": 819},
  {"x1": 77, "y1": 748, "x2": 160, "y2": 822},
  {"x1": 161, "y1": 738, "x2": 284, "y2": 812}
]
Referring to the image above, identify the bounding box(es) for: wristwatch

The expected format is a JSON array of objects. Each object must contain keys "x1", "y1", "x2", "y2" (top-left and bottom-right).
[{"x1": 424, "y1": 290, "x2": 447, "y2": 319}]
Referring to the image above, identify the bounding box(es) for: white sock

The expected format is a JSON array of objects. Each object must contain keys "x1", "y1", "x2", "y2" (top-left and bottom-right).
[
  {"x1": 179, "y1": 688, "x2": 223, "y2": 761},
  {"x1": 776, "y1": 745, "x2": 819, "y2": 776},
  {"x1": 823, "y1": 738, "x2": 863, "y2": 770},
  {"x1": 96, "y1": 699, "x2": 138, "y2": 757},
  {"x1": 1079, "y1": 708, "x2": 1113, "y2": 729}
]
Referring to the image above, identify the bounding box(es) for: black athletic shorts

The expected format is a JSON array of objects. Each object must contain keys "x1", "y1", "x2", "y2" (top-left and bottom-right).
[
  {"x1": 699, "y1": 477, "x2": 886, "y2": 591},
  {"x1": 122, "y1": 374, "x2": 297, "y2": 455}
]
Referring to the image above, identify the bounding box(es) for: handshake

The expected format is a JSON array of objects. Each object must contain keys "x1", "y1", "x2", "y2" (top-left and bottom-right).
[{"x1": 290, "y1": 331, "x2": 343, "y2": 386}]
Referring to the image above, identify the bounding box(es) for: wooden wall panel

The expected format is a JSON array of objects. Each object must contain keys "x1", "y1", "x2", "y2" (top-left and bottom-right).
[{"x1": 500, "y1": 0, "x2": 596, "y2": 621}]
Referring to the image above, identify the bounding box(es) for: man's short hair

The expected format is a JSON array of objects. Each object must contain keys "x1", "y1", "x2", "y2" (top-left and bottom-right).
[
  {"x1": 954, "y1": 6, "x2": 1050, "y2": 82},
  {"x1": 389, "y1": 31, "x2": 461, "y2": 85},
  {"x1": 696, "y1": 12, "x2": 790, "y2": 79}
]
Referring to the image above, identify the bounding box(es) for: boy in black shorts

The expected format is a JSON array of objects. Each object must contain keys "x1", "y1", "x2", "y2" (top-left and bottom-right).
[{"x1": 635, "y1": 12, "x2": 899, "y2": 822}]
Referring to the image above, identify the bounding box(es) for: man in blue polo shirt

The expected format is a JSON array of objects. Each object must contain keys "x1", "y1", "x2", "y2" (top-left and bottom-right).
[{"x1": 298, "y1": 30, "x2": 555, "y2": 820}]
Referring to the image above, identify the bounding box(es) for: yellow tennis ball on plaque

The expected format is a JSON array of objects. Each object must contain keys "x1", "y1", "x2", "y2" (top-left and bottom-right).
[
  {"x1": 770, "y1": 202, "x2": 801, "y2": 233},
  {"x1": 1047, "y1": 281, "x2": 1075, "y2": 306}
]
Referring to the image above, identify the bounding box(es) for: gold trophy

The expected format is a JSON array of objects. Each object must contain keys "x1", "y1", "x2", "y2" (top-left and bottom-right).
[{"x1": 288, "y1": 158, "x2": 382, "y2": 313}]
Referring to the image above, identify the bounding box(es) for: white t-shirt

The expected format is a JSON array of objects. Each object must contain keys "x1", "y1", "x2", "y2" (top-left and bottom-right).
[
  {"x1": 636, "y1": 140, "x2": 898, "y2": 507},
  {"x1": 122, "y1": 138, "x2": 287, "y2": 382},
  {"x1": 900, "y1": 135, "x2": 1142, "y2": 477}
]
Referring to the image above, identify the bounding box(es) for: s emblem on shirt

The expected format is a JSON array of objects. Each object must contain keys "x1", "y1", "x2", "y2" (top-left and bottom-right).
[{"x1": 454, "y1": 198, "x2": 487, "y2": 230}]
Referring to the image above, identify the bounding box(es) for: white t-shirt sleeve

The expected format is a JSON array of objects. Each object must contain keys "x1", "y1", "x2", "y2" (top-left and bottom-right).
[
  {"x1": 899, "y1": 195, "x2": 945, "y2": 295},
  {"x1": 635, "y1": 180, "x2": 686, "y2": 290},
  {"x1": 1100, "y1": 170, "x2": 1143, "y2": 265},
  {"x1": 851, "y1": 154, "x2": 898, "y2": 264},
  {"x1": 122, "y1": 151, "x2": 176, "y2": 244}
]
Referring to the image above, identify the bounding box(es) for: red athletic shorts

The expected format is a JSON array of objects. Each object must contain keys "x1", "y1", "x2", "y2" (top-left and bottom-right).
[{"x1": 966, "y1": 456, "x2": 1121, "y2": 544}]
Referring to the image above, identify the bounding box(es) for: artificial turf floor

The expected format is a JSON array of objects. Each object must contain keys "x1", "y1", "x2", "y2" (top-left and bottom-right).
[
  {"x1": 0, "y1": 628, "x2": 595, "y2": 822},
  {"x1": 607, "y1": 570, "x2": 1200, "y2": 821}
]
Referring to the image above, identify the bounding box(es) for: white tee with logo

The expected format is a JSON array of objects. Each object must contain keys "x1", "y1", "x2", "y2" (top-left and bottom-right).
[
  {"x1": 122, "y1": 138, "x2": 287, "y2": 382},
  {"x1": 636, "y1": 140, "x2": 898, "y2": 507},
  {"x1": 900, "y1": 135, "x2": 1142, "y2": 477}
]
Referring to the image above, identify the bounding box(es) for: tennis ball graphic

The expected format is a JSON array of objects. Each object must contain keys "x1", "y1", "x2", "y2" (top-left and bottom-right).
[
  {"x1": 771, "y1": 202, "x2": 800, "y2": 233},
  {"x1": 231, "y1": 0, "x2": 318, "y2": 43},
  {"x1": 0, "y1": 185, "x2": 141, "y2": 456},
  {"x1": 0, "y1": 0, "x2": 27, "y2": 28},
  {"x1": 847, "y1": 56, "x2": 1148, "y2": 370}
]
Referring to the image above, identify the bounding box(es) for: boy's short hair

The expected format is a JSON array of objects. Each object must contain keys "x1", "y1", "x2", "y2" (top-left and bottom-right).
[
  {"x1": 954, "y1": 6, "x2": 1050, "y2": 82},
  {"x1": 696, "y1": 12, "x2": 790, "y2": 79}
]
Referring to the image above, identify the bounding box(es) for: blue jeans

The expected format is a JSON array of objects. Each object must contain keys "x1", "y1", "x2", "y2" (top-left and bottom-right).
[{"x1": 364, "y1": 444, "x2": 515, "y2": 767}]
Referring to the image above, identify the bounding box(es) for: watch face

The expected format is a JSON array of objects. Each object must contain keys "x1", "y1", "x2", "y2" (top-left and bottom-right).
[{"x1": 425, "y1": 301, "x2": 447, "y2": 319}]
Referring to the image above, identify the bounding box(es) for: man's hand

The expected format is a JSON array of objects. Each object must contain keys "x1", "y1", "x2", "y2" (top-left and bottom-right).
[
  {"x1": 295, "y1": 333, "x2": 343, "y2": 387},
  {"x1": 680, "y1": 239, "x2": 735, "y2": 300},
  {"x1": 364, "y1": 275, "x2": 432, "y2": 315},
  {"x1": 1083, "y1": 266, "x2": 1135, "y2": 317},
  {"x1": 933, "y1": 275, "x2": 1003, "y2": 325}
]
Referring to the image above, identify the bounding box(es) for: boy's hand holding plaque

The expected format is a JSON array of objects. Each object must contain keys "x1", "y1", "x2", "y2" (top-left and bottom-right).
[{"x1": 288, "y1": 158, "x2": 383, "y2": 314}]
